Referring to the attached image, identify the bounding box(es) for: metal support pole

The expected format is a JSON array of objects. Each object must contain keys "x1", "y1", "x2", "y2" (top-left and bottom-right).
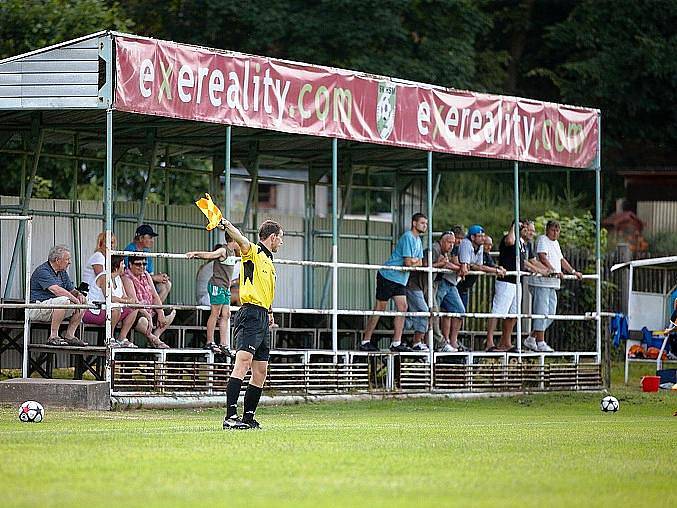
[
  {"x1": 138, "y1": 131, "x2": 156, "y2": 227},
  {"x1": 426, "y1": 152, "x2": 434, "y2": 386},
  {"x1": 105, "y1": 108, "x2": 113, "y2": 361},
  {"x1": 514, "y1": 161, "x2": 522, "y2": 355},
  {"x1": 224, "y1": 125, "x2": 231, "y2": 218},
  {"x1": 21, "y1": 219, "x2": 32, "y2": 378},
  {"x1": 4, "y1": 128, "x2": 44, "y2": 299},
  {"x1": 71, "y1": 134, "x2": 81, "y2": 284},
  {"x1": 595, "y1": 113, "x2": 602, "y2": 364},
  {"x1": 331, "y1": 138, "x2": 338, "y2": 353}
]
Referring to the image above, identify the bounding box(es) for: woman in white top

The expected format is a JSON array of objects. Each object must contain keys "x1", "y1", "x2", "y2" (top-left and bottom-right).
[
  {"x1": 82, "y1": 232, "x2": 117, "y2": 289},
  {"x1": 82, "y1": 255, "x2": 139, "y2": 347}
]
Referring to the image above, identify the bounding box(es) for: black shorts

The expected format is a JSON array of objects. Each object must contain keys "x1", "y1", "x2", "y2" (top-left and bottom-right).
[
  {"x1": 375, "y1": 272, "x2": 407, "y2": 301},
  {"x1": 233, "y1": 304, "x2": 270, "y2": 362}
]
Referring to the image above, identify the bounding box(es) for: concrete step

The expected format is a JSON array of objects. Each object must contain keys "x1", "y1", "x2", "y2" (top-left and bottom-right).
[{"x1": 0, "y1": 378, "x2": 110, "y2": 410}]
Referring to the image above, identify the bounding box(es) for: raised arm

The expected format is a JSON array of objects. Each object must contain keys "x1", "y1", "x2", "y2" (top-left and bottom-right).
[
  {"x1": 186, "y1": 247, "x2": 228, "y2": 260},
  {"x1": 219, "y1": 219, "x2": 251, "y2": 256}
]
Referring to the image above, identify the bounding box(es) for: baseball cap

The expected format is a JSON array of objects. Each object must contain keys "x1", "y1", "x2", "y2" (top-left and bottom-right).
[
  {"x1": 135, "y1": 224, "x2": 159, "y2": 237},
  {"x1": 467, "y1": 224, "x2": 484, "y2": 237}
]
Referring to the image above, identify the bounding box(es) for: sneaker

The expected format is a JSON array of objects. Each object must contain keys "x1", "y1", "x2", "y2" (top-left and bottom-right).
[
  {"x1": 523, "y1": 336, "x2": 538, "y2": 352},
  {"x1": 204, "y1": 342, "x2": 221, "y2": 354},
  {"x1": 390, "y1": 343, "x2": 413, "y2": 352},
  {"x1": 219, "y1": 344, "x2": 235, "y2": 359},
  {"x1": 536, "y1": 341, "x2": 554, "y2": 353},
  {"x1": 438, "y1": 342, "x2": 458, "y2": 353},
  {"x1": 107, "y1": 339, "x2": 121, "y2": 348},
  {"x1": 117, "y1": 339, "x2": 138, "y2": 348},
  {"x1": 223, "y1": 415, "x2": 250, "y2": 430},
  {"x1": 46, "y1": 336, "x2": 68, "y2": 346},
  {"x1": 243, "y1": 418, "x2": 261, "y2": 430},
  {"x1": 359, "y1": 341, "x2": 379, "y2": 352},
  {"x1": 412, "y1": 343, "x2": 429, "y2": 351},
  {"x1": 62, "y1": 336, "x2": 88, "y2": 347}
]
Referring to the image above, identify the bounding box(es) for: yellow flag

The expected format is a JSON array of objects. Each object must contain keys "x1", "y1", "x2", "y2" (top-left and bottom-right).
[{"x1": 195, "y1": 193, "x2": 223, "y2": 231}]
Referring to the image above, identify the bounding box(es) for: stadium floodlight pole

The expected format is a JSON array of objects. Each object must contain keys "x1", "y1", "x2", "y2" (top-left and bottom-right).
[
  {"x1": 514, "y1": 161, "x2": 522, "y2": 358},
  {"x1": 427, "y1": 151, "x2": 434, "y2": 381},
  {"x1": 105, "y1": 106, "x2": 113, "y2": 370},
  {"x1": 21, "y1": 218, "x2": 32, "y2": 378},
  {"x1": 595, "y1": 112, "x2": 602, "y2": 365},
  {"x1": 332, "y1": 138, "x2": 338, "y2": 354}
]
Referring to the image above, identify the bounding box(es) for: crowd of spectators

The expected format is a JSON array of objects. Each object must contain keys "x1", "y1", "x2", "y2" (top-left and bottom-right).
[
  {"x1": 25, "y1": 217, "x2": 581, "y2": 354},
  {"x1": 360, "y1": 214, "x2": 582, "y2": 353}
]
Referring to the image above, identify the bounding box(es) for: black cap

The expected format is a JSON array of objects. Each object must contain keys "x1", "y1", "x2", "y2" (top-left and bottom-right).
[{"x1": 135, "y1": 224, "x2": 158, "y2": 237}]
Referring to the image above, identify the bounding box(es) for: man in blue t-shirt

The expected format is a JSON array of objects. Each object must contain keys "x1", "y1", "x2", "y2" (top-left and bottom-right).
[
  {"x1": 125, "y1": 224, "x2": 172, "y2": 302},
  {"x1": 28, "y1": 245, "x2": 87, "y2": 346},
  {"x1": 361, "y1": 213, "x2": 427, "y2": 352}
]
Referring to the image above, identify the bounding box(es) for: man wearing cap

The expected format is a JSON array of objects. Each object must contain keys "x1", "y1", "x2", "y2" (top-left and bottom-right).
[
  {"x1": 125, "y1": 224, "x2": 172, "y2": 302},
  {"x1": 454, "y1": 225, "x2": 506, "y2": 350}
]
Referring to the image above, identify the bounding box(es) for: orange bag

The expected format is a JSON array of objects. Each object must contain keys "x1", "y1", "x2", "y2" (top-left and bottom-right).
[
  {"x1": 628, "y1": 344, "x2": 645, "y2": 358},
  {"x1": 644, "y1": 347, "x2": 667, "y2": 360}
]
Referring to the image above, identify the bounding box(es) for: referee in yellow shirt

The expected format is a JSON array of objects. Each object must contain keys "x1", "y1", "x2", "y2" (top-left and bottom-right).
[{"x1": 218, "y1": 218, "x2": 284, "y2": 430}]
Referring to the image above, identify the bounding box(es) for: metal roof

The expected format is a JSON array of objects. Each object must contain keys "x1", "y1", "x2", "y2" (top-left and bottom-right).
[
  {"x1": 610, "y1": 256, "x2": 677, "y2": 272},
  {"x1": 0, "y1": 31, "x2": 591, "y2": 174}
]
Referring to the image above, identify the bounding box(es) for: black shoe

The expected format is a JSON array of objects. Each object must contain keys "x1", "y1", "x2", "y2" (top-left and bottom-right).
[
  {"x1": 62, "y1": 336, "x2": 88, "y2": 347},
  {"x1": 243, "y1": 418, "x2": 261, "y2": 430},
  {"x1": 204, "y1": 342, "x2": 221, "y2": 354},
  {"x1": 390, "y1": 343, "x2": 413, "y2": 352},
  {"x1": 359, "y1": 341, "x2": 379, "y2": 352},
  {"x1": 219, "y1": 344, "x2": 236, "y2": 359},
  {"x1": 223, "y1": 415, "x2": 250, "y2": 430},
  {"x1": 46, "y1": 336, "x2": 68, "y2": 346}
]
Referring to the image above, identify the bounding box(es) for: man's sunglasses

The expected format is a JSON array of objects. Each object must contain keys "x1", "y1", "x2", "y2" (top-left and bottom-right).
[{"x1": 132, "y1": 261, "x2": 147, "y2": 266}]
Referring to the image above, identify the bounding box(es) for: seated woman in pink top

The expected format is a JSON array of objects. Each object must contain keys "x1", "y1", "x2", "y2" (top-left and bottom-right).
[
  {"x1": 122, "y1": 256, "x2": 176, "y2": 348},
  {"x1": 82, "y1": 255, "x2": 139, "y2": 347}
]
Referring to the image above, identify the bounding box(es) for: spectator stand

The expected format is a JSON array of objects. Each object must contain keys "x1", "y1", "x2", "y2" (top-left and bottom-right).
[
  {"x1": 1, "y1": 32, "x2": 605, "y2": 405},
  {"x1": 610, "y1": 256, "x2": 677, "y2": 383}
]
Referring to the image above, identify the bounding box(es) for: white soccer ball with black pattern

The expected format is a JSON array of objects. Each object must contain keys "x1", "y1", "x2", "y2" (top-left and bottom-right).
[
  {"x1": 600, "y1": 395, "x2": 619, "y2": 413},
  {"x1": 19, "y1": 400, "x2": 44, "y2": 423}
]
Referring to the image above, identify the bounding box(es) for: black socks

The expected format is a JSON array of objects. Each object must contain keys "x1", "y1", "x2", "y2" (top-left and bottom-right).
[
  {"x1": 225, "y1": 377, "x2": 243, "y2": 418},
  {"x1": 242, "y1": 384, "x2": 263, "y2": 423}
]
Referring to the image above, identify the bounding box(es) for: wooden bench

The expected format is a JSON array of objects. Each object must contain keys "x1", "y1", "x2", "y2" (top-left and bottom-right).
[{"x1": 28, "y1": 345, "x2": 107, "y2": 381}]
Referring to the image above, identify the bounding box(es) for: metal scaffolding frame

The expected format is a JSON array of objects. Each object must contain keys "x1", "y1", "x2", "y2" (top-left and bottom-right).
[{"x1": 0, "y1": 31, "x2": 603, "y2": 387}]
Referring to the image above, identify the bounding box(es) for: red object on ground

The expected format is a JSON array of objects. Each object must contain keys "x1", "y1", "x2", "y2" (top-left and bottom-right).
[{"x1": 641, "y1": 376, "x2": 660, "y2": 392}]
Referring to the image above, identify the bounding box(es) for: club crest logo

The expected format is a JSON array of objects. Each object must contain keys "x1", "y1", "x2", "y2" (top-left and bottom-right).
[{"x1": 376, "y1": 81, "x2": 397, "y2": 140}]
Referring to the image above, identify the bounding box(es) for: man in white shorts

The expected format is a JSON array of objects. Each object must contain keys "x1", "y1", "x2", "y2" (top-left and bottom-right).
[
  {"x1": 486, "y1": 220, "x2": 547, "y2": 352},
  {"x1": 28, "y1": 245, "x2": 87, "y2": 346}
]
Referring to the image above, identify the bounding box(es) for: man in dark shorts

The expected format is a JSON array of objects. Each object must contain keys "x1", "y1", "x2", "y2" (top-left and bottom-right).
[
  {"x1": 361, "y1": 213, "x2": 427, "y2": 352},
  {"x1": 218, "y1": 218, "x2": 284, "y2": 430}
]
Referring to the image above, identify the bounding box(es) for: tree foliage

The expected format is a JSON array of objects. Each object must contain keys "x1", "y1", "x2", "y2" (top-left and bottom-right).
[
  {"x1": 533, "y1": 0, "x2": 677, "y2": 166},
  {"x1": 0, "y1": 0, "x2": 132, "y2": 59}
]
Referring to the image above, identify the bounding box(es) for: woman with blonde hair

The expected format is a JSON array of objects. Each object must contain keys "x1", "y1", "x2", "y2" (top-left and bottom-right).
[{"x1": 82, "y1": 232, "x2": 117, "y2": 289}]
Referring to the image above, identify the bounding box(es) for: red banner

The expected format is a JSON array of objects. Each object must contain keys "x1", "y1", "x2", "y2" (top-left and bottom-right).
[{"x1": 114, "y1": 36, "x2": 599, "y2": 168}]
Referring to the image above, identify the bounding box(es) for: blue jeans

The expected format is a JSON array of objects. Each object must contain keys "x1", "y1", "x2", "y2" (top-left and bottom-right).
[
  {"x1": 405, "y1": 288, "x2": 428, "y2": 333},
  {"x1": 437, "y1": 280, "x2": 465, "y2": 313},
  {"x1": 530, "y1": 285, "x2": 558, "y2": 331}
]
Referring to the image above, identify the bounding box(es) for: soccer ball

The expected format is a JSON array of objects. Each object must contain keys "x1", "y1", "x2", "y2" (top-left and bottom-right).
[
  {"x1": 600, "y1": 395, "x2": 619, "y2": 413},
  {"x1": 19, "y1": 400, "x2": 44, "y2": 423}
]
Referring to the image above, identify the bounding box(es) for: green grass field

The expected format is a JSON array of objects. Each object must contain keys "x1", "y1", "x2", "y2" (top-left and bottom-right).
[{"x1": 1, "y1": 388, "x2": 676, "y2": 508}]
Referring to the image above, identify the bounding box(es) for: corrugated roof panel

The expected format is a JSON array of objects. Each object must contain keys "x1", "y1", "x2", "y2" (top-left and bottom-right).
[{"x1": 0, "y1": 34, "x2": 104, "y2": 110}]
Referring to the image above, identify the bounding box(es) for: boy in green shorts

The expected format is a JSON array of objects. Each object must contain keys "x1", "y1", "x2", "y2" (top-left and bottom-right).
[{"x1": 187, "y1": 234, "x2": 239, "y2": 355}]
